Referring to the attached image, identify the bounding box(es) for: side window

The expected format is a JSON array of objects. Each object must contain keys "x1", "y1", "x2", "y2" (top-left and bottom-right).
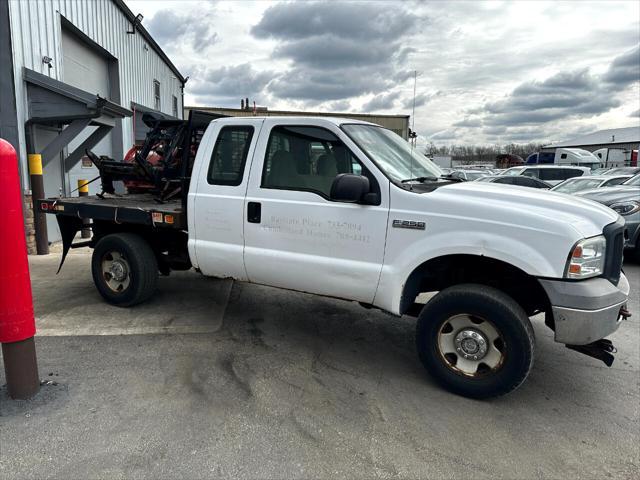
[
  {"x1": 153, "y1": 80, "x2": 161, "y2": 111},
  {"x1": 562, "y1": 168, "x2": 583, "y2": 179},
  {"x1": 207, "y1": 126, "x2": 254, "y2": 186},
  {"x1": 560, "y1": 153, "x2": 567, "y2": 159},
  {"x1": 522, "y1": 169, "x2": 540, "y2": 178},
  {"x1": 261, "y1": 125, "x2": 365, "y2": 198}
]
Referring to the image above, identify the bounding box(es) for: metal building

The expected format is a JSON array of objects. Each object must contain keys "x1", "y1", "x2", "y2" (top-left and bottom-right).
[
  {"x1": 0, "y1": 0, "x2": 185, "y2": 246},
  {"x1": 185, "y1": 106, "x2": 411, "y2": 140},
  {"x1": 541, "y1": 126, "x2": 640, "y2": 156}
]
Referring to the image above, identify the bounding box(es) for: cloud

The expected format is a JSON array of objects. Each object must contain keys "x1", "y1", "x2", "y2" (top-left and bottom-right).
[
  {"x1": 479, "y1": 69, "x2": 621, "y2": 127},
  {"x1": 602, "y1": 44, "x2": 640, "y2": 87},
  {"x1": 250, "y1": 1, "x2": 422, "y2": 103},
  {"x1": 189, "y1": 63, "x2": 274, "y2": 103},
  {"x1": 362, "y1": 92, "x2": 401, "y2": 112},
  {"x1": 631, "y1": 109, "x2": 640, "y2": 118},
  {"x1": 146, "y1": 7, "x2": 219, "y2": 51},
  {"x1": 324, "y1": 100, "x2": 352, "y2": 111},
  {"x1": 251, "y1": 2, "x2": 417, "y2": 42},
  {"x1": 403, "y1": 91, "x2": 442, "y2": 109},
  {"x1": 268, "y1": 67, "x2": 387, "y2": 101},
  {"x1": 453, "y1": 117, "x2": 482, "y2": 128}
]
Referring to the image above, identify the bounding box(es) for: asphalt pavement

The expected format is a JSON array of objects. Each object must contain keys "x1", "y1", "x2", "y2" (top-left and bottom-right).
[{"x1": 1, "y1": 249, "x2": 639, "y2": 479}]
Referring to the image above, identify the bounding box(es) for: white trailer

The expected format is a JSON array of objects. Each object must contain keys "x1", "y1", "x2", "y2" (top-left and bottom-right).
[
  {"x1": 593, "y1": 148, "x2": 630, "y2": 168},
  {"x1": 554, "y1": 148, "x2": 601, "y2": 169}
]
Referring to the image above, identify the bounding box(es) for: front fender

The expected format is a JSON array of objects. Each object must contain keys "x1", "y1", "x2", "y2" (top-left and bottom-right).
[{"x1": 373, "y1": 229, "x2": 561, "y2": 315}]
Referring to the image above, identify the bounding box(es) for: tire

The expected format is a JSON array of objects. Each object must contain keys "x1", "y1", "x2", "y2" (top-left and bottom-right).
[
  {"x1": 91, "y1": 233, "x2": 158, "y2": 307},
  {"x1": 416, "y1": 284, "x2": 535, "y2": 399}
]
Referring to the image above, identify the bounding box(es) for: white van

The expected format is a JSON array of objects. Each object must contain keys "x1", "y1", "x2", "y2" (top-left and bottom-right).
[{"x1": 555, "y1": 148, "x2": 601, "y2": 169}]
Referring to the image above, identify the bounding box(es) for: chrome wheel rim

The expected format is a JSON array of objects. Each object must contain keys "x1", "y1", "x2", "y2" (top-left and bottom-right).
[
  {"x1": 437, "y1": 314, "x2": 505, "y2": 377},
  {"x1": 101, "y1": 251, "x2": 131, "y2": 293}
]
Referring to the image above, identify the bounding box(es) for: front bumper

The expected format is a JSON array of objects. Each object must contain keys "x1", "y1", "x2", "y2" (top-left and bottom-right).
[{"x1": 540, "y1": 273, "x2": 630, "y2": 345}]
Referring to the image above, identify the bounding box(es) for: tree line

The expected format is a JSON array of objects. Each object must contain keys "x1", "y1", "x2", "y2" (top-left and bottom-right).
[{"x1": 425, "y1": 142, "x2": 546, "y2": 163}]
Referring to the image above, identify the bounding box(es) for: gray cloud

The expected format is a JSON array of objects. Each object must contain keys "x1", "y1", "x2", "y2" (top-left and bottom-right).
[
  {"x1": 603, "y1": 44, "x2": 640, "y2": 87},
  {"x1": 274, "y1": 35, "x2": 398, "y2": 68},
  {"x1": 403, "y1": 91, "x2": 442, "y2": 109},
  {"x1": 268, "y1": 67, "x2": 387, "y2": 101},
  {"x1": 631, "y1": 109, "x2": 640, "y2": 118},
  {"x1": 362, "y1": 92, "x2": 401, "y2": 112},
  {"x1": 189, "y1": 63, "x2": 274, "y2": 102},
  {"x1": 324, "y1": 100, "x2": 352, "y2": 111},
  {"x1": 453, "y1": 117, "x2": 482, "y2": 128},
  {"x1": 251, "y1": 2, "x2": 417, "y2": 42},
  {"x1": 146, "y1": 7, "x2": 219, "y2": 51},
  {"x1": 480, "y1": 69, "x2": 621, "y2": 127},
  {"x1": 251, "y1": 1, "x2": 422, "y2": 103}
]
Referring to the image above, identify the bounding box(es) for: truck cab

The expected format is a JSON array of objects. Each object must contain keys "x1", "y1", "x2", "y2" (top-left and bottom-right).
[{"x1": 42, "y1": 115, "x2": 631, "y2": 399}]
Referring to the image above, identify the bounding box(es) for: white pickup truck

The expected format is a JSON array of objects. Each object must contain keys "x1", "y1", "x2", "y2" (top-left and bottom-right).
[{"x1": 42, "y1": 115, "x2": 631, "y2": 399}]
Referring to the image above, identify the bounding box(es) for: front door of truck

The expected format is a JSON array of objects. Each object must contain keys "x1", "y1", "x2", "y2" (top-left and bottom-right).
[
  {"x1": 191, "y1": 118, "x2": 264, "y2": 281},
  {"x1": 243, "y1": 119, "x2": 389, "y2": 303}
]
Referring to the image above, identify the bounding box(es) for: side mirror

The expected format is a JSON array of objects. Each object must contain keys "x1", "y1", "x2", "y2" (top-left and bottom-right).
[{"x1": 330, "y1": 174, "x2": 370, "y2": 203}]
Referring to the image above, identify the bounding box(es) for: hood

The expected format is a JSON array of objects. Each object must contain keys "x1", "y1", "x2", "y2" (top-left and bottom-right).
[
  {"x1": 435, "y1": 181, "x2": 619, "y2": 238},
  {"x1": 576, "y1": 186, "x2": 640, "y2": 206}
]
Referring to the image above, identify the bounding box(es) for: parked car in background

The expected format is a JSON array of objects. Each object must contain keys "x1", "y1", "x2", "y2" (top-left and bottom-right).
[
  {"x1": 476, "y1": 175, "x2": 551, "y2": 189},
  {"x1": 551, "y1": 175, "x2": 632, "y2": 194},
  {"x1": 502, "y1": 165, "x2": 591, "y2": 186},
  {"x1": 577, "y1": 174, "x2": 640, "y2": 259},
  {"x1": 603, "y1": 167, "x2": 640, "y2": 176},
  {"x1": 449, "y1": 169, "x2": 489, "y2": 181}
]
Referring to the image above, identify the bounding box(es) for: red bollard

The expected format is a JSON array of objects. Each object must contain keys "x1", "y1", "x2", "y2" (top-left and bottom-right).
[{"x1": 0, "y1": 138, "x2": 40, "y2": 399}]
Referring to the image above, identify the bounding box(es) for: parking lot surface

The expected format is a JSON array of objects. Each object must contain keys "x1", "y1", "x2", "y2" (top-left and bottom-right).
[{"x1": 1, "y1": 250, "x2": 639, "y2": 479}]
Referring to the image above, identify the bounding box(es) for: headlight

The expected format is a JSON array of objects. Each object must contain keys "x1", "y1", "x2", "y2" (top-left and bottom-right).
[
  {"x1": 609, "y1": 201, "x2": 640, "y2": 216},
  {"x1": 565, "y1": 235, "x2": 606, "y2": 279}
]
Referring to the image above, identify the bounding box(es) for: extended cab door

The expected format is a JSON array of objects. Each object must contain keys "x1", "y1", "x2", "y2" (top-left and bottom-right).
[
  {"x1": 243, "y1": 119, "x2": 390, "y2": 303},
  {"x1": 190, "y1": 118, "x2": 264, "y2": 281}
]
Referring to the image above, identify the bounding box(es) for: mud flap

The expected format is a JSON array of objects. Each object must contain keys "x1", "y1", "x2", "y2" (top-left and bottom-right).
[
  {"x1": 566, "y1": 339, "x2": 617, "y2": 367},
  {"x1": 55, "y1": 215, "x2": 83, "y2": 274}
]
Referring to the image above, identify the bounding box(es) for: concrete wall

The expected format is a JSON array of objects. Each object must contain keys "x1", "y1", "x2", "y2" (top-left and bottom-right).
[{"x1": 8, "y1": 0, "x2": 184, "y2": 189}]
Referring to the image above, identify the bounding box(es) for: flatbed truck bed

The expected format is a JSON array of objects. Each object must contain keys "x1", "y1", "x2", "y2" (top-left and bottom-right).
[{"x1": 38, "y1": 194, "x2": 186, "y2": 230}]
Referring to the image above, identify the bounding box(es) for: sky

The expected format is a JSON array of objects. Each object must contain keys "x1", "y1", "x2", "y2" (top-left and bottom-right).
[{"x1": 125, "y1": 0, "x2": 640, "y2": 148}]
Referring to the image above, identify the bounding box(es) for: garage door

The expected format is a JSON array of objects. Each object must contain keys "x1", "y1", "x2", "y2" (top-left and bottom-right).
[
  {"x1": 61, "y1": 29, "x2": 109, "y2": 97},
  {"x1": 61, "y1": 29, "x2": 112, "y2": 197}
]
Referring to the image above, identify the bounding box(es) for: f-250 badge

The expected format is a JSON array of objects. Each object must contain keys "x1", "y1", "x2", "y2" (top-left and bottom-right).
[{"x1": 392, "y1": 219, "x2": 426, "y2": 230}]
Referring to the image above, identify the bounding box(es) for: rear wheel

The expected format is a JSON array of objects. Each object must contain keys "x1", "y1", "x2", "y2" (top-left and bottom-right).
[
  {"x1": 91, "y1": 233, "x2": 158, "y2": 307},
  {"x1": 416, "y1": 284, "x2": 535, "y2": 399}
]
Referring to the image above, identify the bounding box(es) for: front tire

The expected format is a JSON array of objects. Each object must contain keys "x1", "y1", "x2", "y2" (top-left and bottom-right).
[
  {"x1": 416, "y1": 284, "x2": 535, "y2": 399},
  {"x1": 91, "y1": 233, "x2": 158, "y2": 307}
]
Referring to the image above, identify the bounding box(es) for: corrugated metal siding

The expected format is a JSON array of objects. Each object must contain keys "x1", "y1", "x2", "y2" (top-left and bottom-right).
[{"x1": 8, "y1": 0, "x2": 183, "y2": 187}]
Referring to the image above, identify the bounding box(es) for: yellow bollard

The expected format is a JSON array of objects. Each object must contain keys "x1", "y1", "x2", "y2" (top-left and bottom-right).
[{"x1": 78, "y1": 179, "x2": 91, "y2": 238}]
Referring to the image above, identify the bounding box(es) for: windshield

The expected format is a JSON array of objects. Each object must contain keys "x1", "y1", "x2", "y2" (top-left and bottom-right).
[
  {"x1": 503, "y1": 167, "x2": 524, "y2": 176},
  {"x1": 622, "y1": 174, "x2": 640, "y2": 186},
  {"x1": 552, "y1": 178, "x2": 603, "y2": 193},
  {"x1": 342, "y1": 125, "x2": 442, "y2": 182},
  {"x1": 465, "y1": 171, "x2": 488, "y2": 180}
]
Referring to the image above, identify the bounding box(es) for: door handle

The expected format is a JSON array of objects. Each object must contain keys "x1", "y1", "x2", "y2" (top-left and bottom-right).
[{"x1": 247, "y1": 202, "x2": 261, "y2": 223}]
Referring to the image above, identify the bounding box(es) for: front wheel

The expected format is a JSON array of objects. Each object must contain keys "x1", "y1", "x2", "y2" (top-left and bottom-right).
[
  {"x1": 416, "y1": 284, "x2": 535, "y2": 399},
  {"x1": 91, "y1": 233, "x2": 158, "y2": 307}
]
